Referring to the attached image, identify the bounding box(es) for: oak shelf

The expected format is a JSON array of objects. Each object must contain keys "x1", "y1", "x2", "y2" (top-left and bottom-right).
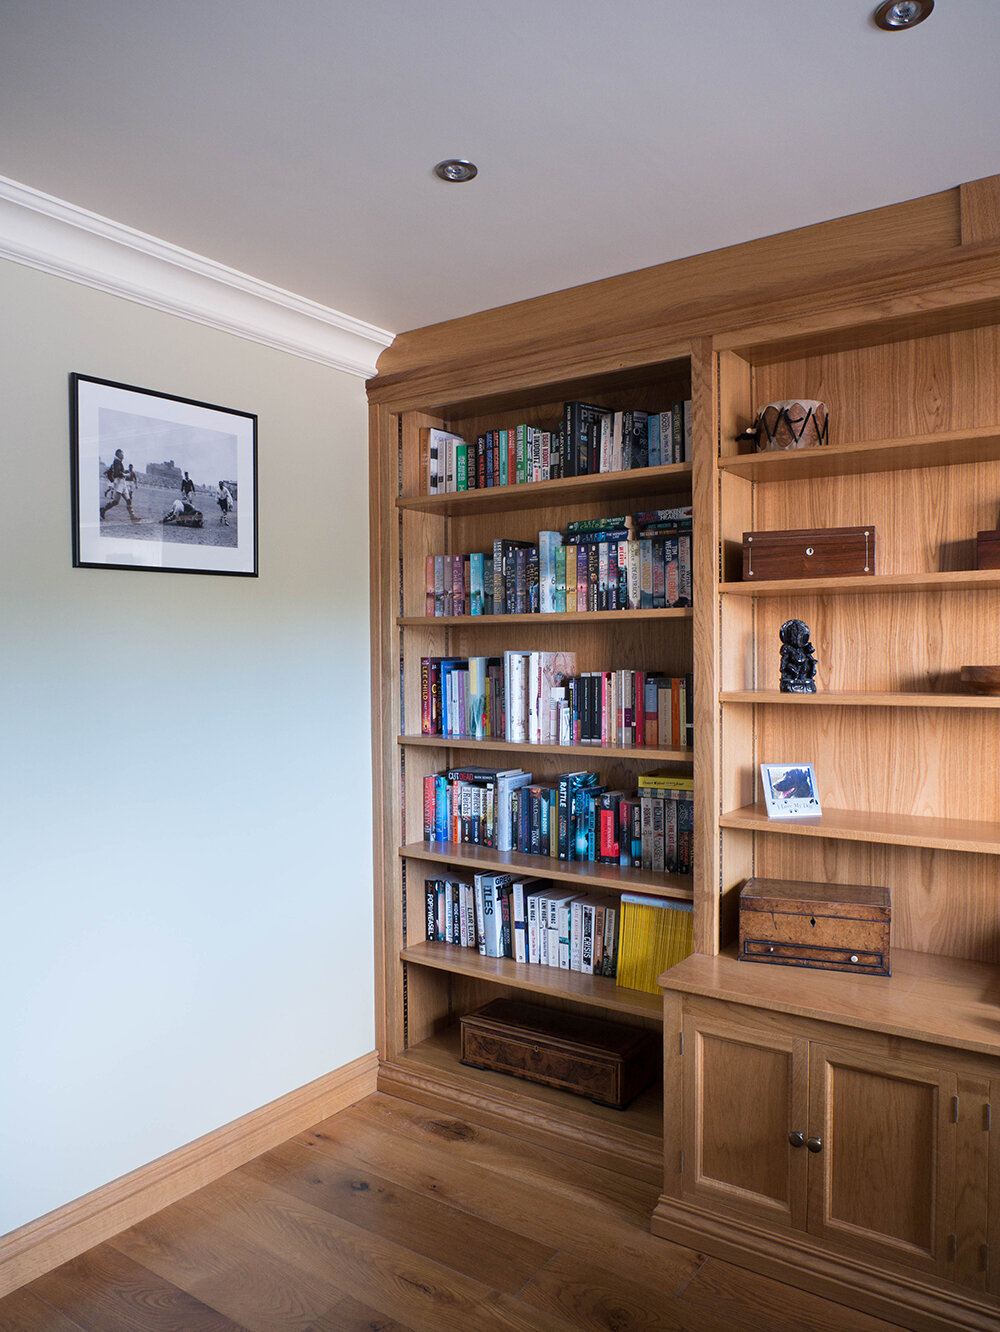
[
  {"x1": 400, "y1": 941, "x2": 662, "y2": 1019},
  {"x1": 717, "y1": 425, "x2": 1000, "y2": 483},
  {"x1": 400, "y1": 840, "x2": 695, "y2": 899},
  {"x1": 396, "y1": 461, "x2": 693, "y2": 516},
  {"x1": 397, "y1": 734, "x2": 693, "y2": 763},
  {"x1": 720, "y1": 690, "x2": 1000, "y2": 710},
  {"x1": 398, "y1": 608, "x2": 694, "y2": 627},
  {"x1": 719, "y1": 569, "x2": 1000, "y2": 598},
  {"x1": 719, "y1": 804, "x2": 1000, "y2": 856}
]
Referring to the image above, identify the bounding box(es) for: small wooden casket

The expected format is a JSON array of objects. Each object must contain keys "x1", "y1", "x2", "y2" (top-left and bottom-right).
[
  {"x1": 739, "y1": 877, "x2": 891, "y2": 976},
  {"x1": 977, "y1": 530, "x2": 1000, "y2": 570},
  {"x1": 460, "y1": 997, "x2": 659, "y2": 1109},
  {"x1": 742, "y1": 526, "x2": 875, "y2": 581}
]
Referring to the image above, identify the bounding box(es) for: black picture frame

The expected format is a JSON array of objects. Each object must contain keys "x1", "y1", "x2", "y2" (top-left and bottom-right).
[{"x1": 70, "y1": 373, "x2": 258, "y2": 576}]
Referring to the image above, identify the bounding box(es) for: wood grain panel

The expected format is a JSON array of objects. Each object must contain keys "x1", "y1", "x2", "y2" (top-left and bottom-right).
[
  {"x1": 373, "y1": 188, "x2": 957, "y2": 391},
  {"x1": 400, "y1": 942, "x2": 663, "y2": 1018},
  {"x1": 808, "y1": 1047, "x2": 956, "y2": 1275},
  {"x1": 110, "y1": 1196, "x2": 346, "y2": 1330},
  {"x1": 679, "y1": 1255, "x2": 904, "y2": 1332},
  {"x1": 961, "y1": 177, "x2": 1000, "y2": 246},
  {"x1": 660, "y1": 949, "x2": 1000, "y2": 1058},
  {"x1": 740, "y1": 588, "x2": 1000, "y2": 693},
  {"x1": 239, "y1": 1141, "x2": 554, "y2": 1296},
  {"x1": 28, "y1": 1246, "x2": 244, "y2": 1332},
  {"x1": 517, "y1": 1248, "x2": 730, "y2": 1332},
  {"x1": 954, "y1": 1076, "x2": 990, "y2": 1292},
  {"x1": 307, "y1": 1096, "x2": 698, "y2": 1294},
  {"x1": 178, "y1": 1170, "x2": 578, "y2": 1332},
  {"x1": 753, "y1": 326, "x2": 1000, "y2": 446},
  {"x1": 752, "y1": 706, "x2": 1000, "y2": 823},
  {"x1": 0, "y1": 1289, "x2": 89, "y2": 1331},
  {"x1": 686, "y1": 1016, "x2": 806, "y2": 1228}
]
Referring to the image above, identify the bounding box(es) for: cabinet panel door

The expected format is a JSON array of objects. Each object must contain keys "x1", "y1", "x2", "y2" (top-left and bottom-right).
[
  {"x1": 807, "y1": 1043, "x2": 957, "y2": 1276},
  {"x1": 684, "y1": 1010, "x2": 808, "y2": 1228}
]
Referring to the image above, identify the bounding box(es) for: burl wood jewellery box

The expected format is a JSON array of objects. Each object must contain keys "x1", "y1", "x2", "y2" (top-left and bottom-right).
[
  {"x1": 460, "y1": 997, "x2": 659, "y2": 1110},
  {"x1": 739, "y1": 877, "x2": 891, "y2": 976}
]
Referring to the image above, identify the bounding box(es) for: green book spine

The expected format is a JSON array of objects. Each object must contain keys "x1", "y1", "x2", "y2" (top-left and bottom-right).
[{"x1": 456, "y1": 443, "x2": 468, "y2": 491}]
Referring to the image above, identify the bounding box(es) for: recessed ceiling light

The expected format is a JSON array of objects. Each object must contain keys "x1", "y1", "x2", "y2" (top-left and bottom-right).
[
  {"x1": 873, "y1": 0, "x2": 933, "y2": 29},
  {"x1": 433, "y1": 160, "x2": 478, "y2": 183}
]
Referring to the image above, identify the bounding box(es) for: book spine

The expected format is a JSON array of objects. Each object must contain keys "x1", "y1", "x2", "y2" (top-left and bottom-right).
[
  {"x1": 473, "y1": 876, "x2": 487, "y2": 954},
  {"x1": 423, "y1": 775, "x2": 435, "y2": 841}
]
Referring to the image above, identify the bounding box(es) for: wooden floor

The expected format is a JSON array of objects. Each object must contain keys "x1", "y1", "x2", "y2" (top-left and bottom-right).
[{"x1": 1, "y1": 1092, "x2": 914, "y2": 1332}]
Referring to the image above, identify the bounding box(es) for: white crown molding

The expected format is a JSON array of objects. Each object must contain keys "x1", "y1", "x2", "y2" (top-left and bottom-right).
[{"x1": 0, "y1": 175, "x2": 394, "y2": 377}]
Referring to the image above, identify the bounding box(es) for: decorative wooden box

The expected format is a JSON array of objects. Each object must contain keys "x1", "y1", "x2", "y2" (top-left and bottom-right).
[
  {"x1": 742, "y1": 525, "x2": 875, "y2": 580},
  {"x1": 738, "y1": 877, "x2": 891, "y2": 976},
  {"x1": 460, "y1": 997, "x2": 659, "y2": 1109},
  {"x1": 977, "y1": 529, "x2": 1000, "y2": 570}
]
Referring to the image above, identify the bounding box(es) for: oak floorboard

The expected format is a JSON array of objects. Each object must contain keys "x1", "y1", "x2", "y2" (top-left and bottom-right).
[
  {"x1": 294, "y1": 1100, "x2": 703, "y2": 1299},
  {"x1": 240, "y1": 1140, "x2": 554, "y2": 1295},
  {"x1": 678, "y1": 1256, "x2": 904, "y2": 1332},
  {"x1": 0, "y1": 1288, "x2": 89, "y2": 1331},
  {"x1": 302, "y1": 1295, "x2": 418, "y2": 1331},
  {"x1": 177, "y1": 1168, "x2": 580, "y2": 1332},
  {"x1": 24, "y1": 1245, "x2": 247, "y2": 1331},
  {"x1": 0, "y1": 1091, "x2": 923, "y2": 1332},
  {"x1": 324, "y1": 1093, "x2": 660, "y2": 1224},
  {"x1": 519, "y1": 1251, "x2": 732, "y2": 1332},
  {"x1": 108, "y1": 1196, "x2": 346, "y2": 1331}
]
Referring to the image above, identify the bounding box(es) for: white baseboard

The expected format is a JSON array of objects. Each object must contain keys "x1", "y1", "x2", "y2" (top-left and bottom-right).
[{"x1": 0, "y1": 1049, "x2": 378, "y2": 1297}]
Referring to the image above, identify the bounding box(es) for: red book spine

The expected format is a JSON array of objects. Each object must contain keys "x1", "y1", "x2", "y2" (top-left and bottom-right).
[{"x1": 634, "y1": 671, "x2": 645, "y2": 746}]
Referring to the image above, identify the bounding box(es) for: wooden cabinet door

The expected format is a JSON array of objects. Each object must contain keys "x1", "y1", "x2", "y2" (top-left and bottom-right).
[
  {"x1": 683, "y1": 1009, "x2": 809, "y2": 1229},
  {"x1": 806, "y1": 1043, "x2": 957, "y2": 1277}
]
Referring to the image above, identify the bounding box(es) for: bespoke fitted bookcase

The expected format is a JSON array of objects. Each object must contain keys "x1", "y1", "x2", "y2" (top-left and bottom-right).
[{"x1": 369, "y1": 175, "x2": 1000, "y2": 1325}]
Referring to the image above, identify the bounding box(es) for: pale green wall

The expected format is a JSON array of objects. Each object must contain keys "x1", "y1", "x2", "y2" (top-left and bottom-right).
[{"x1": 0, "y1": 258, "x2": 375, "y2": 1235}]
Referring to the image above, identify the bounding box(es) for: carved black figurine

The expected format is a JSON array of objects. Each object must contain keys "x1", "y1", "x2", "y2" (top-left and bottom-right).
[{"x1": 779, "y1": 619, "x2": 817, "y2": 693}]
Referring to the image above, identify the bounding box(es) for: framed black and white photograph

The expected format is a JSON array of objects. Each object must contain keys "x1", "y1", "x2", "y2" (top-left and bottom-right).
[
  {"x1": 760, "y1": 762, "x2": 822, "y2": 819},
  {"x1": 70, "y1": 374, "x2": 257, "y2": 576}
]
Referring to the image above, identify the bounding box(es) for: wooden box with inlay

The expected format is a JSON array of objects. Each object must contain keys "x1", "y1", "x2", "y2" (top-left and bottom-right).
[
  {"x1": 460, "y1": 997, "x2": 659, "y2": 1109},
  {"x1": 739, "y1": 877, "x2": 891, "y2": 976},
  {"x1": 742, "y1": 525, "x2": 875, "y2": 580}
]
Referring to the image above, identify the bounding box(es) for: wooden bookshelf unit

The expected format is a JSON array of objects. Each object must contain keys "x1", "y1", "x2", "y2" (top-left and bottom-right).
[{"x1": 368, "y1": 174, "x2": 1000, "y2": 1330}]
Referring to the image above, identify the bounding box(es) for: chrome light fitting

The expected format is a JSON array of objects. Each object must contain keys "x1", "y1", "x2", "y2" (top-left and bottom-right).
[
  {"x1": 873, "y1": 0, "x2": 933, "y2": 29},
  {"x1": 433, "y1": 159, "x2": 478, "y2": 183}
]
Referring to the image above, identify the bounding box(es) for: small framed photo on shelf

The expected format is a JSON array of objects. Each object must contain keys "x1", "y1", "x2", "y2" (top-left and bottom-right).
[
  {"x1": 760, "y1": 763, "x2": 822, "y2": 819},
  {"x1": 70, "y1": 374, "x2": 257, "y2": 576}
]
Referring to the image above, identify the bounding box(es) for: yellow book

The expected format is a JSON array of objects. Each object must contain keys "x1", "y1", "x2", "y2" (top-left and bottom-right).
[{"x1": 616, "y1": 894, "x2": 694, "y2": 995}]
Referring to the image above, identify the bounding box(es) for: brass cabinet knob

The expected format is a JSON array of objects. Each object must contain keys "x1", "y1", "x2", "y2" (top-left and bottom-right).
[
  {"x1": 806, "y1": 1136, "x2": 823, "y2": 1153},
  {"x1": 788, "y1": 1131, "x2": 805, "y2": 1147}
]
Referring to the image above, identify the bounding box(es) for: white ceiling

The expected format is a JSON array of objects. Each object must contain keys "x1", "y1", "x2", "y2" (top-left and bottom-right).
[{"x1": 1, "y1": 0, "x2": 998, "y2": 336}]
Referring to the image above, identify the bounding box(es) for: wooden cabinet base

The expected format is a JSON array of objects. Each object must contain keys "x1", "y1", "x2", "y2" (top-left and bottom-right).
[
  {"x1": 651, "y1": 1195, "x2": 999, "y2": 1332},
  {"x1": 376, "y1": 1033, "x2": 662, "y2": 1185}
]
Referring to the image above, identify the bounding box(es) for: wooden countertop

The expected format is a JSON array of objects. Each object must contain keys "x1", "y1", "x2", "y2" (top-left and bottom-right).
[{"x1": 659, "y1": 947, "x2": 1000, "y2": 1058}]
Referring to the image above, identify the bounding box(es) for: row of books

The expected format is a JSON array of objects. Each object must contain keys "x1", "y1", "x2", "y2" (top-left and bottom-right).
[
  {"x1": 423, "y1": 766, "x2": 694, "y2": 874},
  {"x1": 420, "y1": 401, "x2": 692, "y2": 496},
  {"x1": 424, "y1": 873, "x2": 694, "y2": 995},
  {"x1": 425, "y1": 508, "x2": 693, "y2": 617},
  {"x1": 421, "y1": 650, "x2": 693, "y2": 750}
]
